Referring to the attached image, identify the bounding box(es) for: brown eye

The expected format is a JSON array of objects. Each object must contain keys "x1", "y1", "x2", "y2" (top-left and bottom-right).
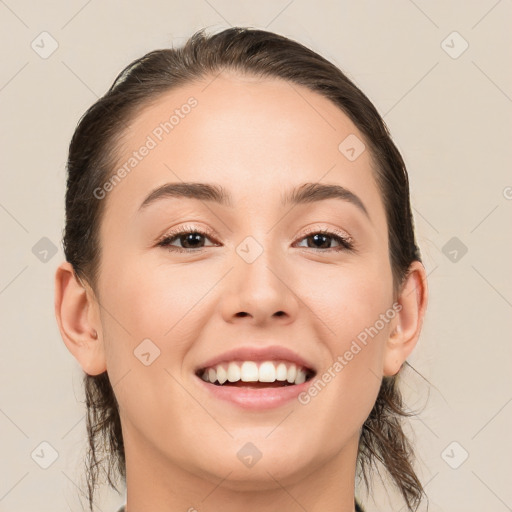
[
  {"x1": 296, "y1": 230, "x2": 353, "y2": 251},
  {"x1": 157, "y1": 227, "x2": 218, "y2": 252}
]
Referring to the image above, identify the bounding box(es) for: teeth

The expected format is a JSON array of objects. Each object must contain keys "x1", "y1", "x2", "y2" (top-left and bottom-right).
[
  {"x1": 199, "y1": 360, "x2": 312, "y2": 386},
  {"x1": 286, "y1": 364, "x2": 297, "y2": 383},
  {"x1": 227, "y1": 362, "x2": 240, "y2": 382},
  {"x1": 276, "y1": 363, "x2": 287, "y2": 381},
  {"x1": 258, "y1": 361, "x2": 276, "y2": 382},
  {"x1": 295, "y1": 368, "x2": 306, "y2": 384},
  {"x1": 217, "y1": 365, "x2": 228, "y2": 384},
  {"x1": 241, "y1": 361, "x2": 259, "y2": 381}
]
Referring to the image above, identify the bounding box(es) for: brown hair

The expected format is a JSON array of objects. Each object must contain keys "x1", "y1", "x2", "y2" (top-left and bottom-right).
[{"x1": 63, "y1": 26, "x2": 428, "y2": 511}]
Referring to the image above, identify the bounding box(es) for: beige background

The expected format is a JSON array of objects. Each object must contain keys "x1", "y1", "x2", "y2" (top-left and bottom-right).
[{"x1": 1, "y1": 1, "x2": 511, "y2": 511}]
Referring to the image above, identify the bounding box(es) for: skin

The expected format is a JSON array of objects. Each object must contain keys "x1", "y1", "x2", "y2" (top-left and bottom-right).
[{"x1": 55, "y1": 71, "x2": 428, "y2": 512}]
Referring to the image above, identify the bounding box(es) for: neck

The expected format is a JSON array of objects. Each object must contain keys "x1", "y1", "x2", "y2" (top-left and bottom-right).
[{"x1": 122, "y1": 424, "x2": 360, "y2": 512}]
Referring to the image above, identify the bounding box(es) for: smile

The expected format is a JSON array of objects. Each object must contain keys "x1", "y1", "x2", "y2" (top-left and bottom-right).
[
  {"x1": 195, "y1": 360, "x2": 317, "y2": 410},
  {"x1": 196, "y1": 360, "x2": 315, "y2": 387}
]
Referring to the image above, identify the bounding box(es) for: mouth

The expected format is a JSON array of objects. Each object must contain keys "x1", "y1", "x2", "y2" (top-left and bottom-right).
[{"x1": 195, "y1": 360, "x2": 316, "y2": 388}]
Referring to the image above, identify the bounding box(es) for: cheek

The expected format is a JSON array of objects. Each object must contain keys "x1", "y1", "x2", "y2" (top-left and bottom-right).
[
  {"x1": 97, "y1": 256, "x2": 206, "y2": 431},
  {"x1": 299, "y1": 258, "x2": 393, "y2": 400},
  {"x1": 297, "y1": 258, "x2": 394, "y2": 344},
  {"x1": 287, "y1": 261, "x2": 394, "y2": 460},
  {"x1": 99, "y1": 248, "x2": 203, "y2": 331},
  {"x1": 99, "y1": 253, "x2": 217, "y2": 375}
]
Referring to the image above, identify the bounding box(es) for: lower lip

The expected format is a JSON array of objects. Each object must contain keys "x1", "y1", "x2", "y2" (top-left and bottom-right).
[{"x1": 195, "y1": 376, "x2": 313, "y2": 410}]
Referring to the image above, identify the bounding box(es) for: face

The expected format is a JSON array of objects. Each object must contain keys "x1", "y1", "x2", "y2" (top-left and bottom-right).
[{"x1": 93, "y1": 72, "x2": 398, "y2": 489}]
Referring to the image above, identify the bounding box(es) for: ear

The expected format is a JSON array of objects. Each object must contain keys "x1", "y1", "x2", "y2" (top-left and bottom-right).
[
  {"x1": 54, "y1": 261, "x2": 107, "y2": 376},
  {"x1": 383, "y1": 260, "x2": 428, "y2": 377}
]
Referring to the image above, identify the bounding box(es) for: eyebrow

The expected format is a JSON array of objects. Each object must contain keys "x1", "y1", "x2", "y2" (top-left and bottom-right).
[{"x1": 138, "y1": 181, "x2": 370, "y2": 220}]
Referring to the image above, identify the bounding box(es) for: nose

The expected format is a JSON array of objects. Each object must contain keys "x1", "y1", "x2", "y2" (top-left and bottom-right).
[{"x1": 219, "y1": 237, "x2": 300, "y2": 326}]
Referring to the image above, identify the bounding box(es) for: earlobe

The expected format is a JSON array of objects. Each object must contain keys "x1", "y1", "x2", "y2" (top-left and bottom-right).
[
  {"x1": 383, "y1": 261, "x2": 428, "y2": 377},
  {"x1": 54, "y1": 261, "x2": 107, "y2": 376}
]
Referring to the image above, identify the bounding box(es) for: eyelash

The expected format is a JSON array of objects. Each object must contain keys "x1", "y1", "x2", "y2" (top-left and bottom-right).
[{"x1": 156, "y1": 224, "x2": 354, "y2": 253}]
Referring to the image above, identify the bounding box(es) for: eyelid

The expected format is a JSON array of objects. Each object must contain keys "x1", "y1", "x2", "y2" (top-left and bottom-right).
[
  {"x1": 298, "y1": 224, "x2": 353, "y2": 245},
  {"x1": 155, "y1": 223, "x2": 219, "y2": 246}
]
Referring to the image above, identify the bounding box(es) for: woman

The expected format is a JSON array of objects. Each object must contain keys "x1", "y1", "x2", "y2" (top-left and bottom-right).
[{"x1": 55, "y1": 27, "x2": 428, "y2": 512}]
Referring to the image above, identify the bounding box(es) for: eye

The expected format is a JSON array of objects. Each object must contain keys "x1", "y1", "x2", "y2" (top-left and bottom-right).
[
  {"x1": 157, "y1": 225, "x2": 219, "y2": 252},
  {"x1": 295, "y1": 228, "x2": 354, "y2": 252},
  {"x1": 156, "y1": 225, "x2": 354, "y2": 253}
]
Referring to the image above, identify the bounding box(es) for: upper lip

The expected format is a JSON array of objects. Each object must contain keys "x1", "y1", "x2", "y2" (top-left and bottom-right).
[{"x1": 195, "y1": 345, "x2": 317, "y2": 374}]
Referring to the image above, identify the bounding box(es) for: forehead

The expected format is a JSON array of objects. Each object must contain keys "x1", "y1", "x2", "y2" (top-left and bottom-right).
[{"x1": 103, "y1": 72, "x2": 385, "y2": 227}]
